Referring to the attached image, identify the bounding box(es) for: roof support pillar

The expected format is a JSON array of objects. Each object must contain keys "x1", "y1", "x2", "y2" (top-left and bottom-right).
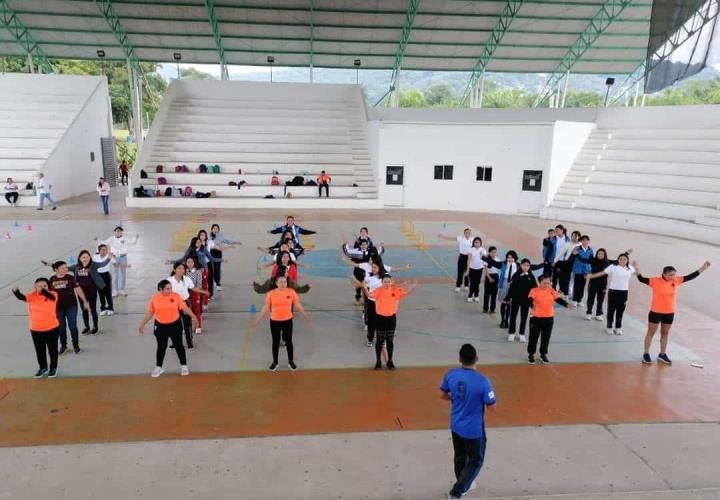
[
  {"x1": 389, "y1": 71, "x2": 400, "y2": 107},
  {"x1": 203, "y1": 0, "x2": 229, "y2": 80},
  {"x1": 377, "y1": 0, "x2": 420, "y2": 107},
  {"x1": 127, "y1": 59, "x2": 143, "y2": 152},
  {"x1": 309, "y1": 0, "x2": 314, "y2": 83},
  {"x1": 560, "y1": 70, "x2": 570, "y2": 108}
]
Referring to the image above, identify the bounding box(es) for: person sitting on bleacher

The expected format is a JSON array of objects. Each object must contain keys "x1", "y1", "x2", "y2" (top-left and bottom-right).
[
  {"x1": 4, "y1": 177, "x2": 19, "y2": 207},
  {"x1": 317, "y1": 170, "x2": 331, "y2": 198}
]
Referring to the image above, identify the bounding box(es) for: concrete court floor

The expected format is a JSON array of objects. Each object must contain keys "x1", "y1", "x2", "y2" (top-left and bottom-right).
[{"x1": 1, "y1": 190, "x2": 719, "y2": 500}]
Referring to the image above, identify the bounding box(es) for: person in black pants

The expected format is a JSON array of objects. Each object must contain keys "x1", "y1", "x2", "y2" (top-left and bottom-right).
[
  {"x1": 438, "y1": 229, "x2": 472, "y2": 291},
  {"x1": 482, "y1": 247, "x2": 499, "y2": 314},
  {"x1": 527, "y1": 275, "x2": 571, "y2": 364},
  {"x1": 94, "y1": 244, "x2": 115, "y2": 316},
  {"x1": 12, "y1": 278, "x2": 61, "y2": 378},
  {"x1": 504, "y1": 259, "x2": 539, "y2": 343}
]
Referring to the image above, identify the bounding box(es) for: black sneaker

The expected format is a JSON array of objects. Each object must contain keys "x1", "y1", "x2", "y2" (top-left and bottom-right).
[
  {"x1": 81, "y1": 327, "x2": 90, "y2": 335},
  {"x1": 74, "y1": 346, "x2": 82, "y2": 354},
  {"x1": 642, "y1": 353, "x2": 652, "y2": 365},
  {"x1": 528, "y1": 354, "x2": 536, "y2": 364},
  {"x1": 657, "y1": 353, "x2": 672, "y2": 365},
  {"x1": 52, "y1": 206, "x2": 57, "y2": 211},
  {"x1": 90, "y1": 328, "x2": 98, "y2": 334},
  {"x1": 47, "y1": 368, "x2": 57, "y2": 378},
  {"x1": 34, "y1": 368, "x2": 48, "y2": 378},
  {"x1": 540, "y1": 354, "x2": 550, "y2": 364},
  {"x1": 500, "y1": 321, "x2": 508, "y2": 329},
  {"x1": 374, "y1": 361, "x2": 382, "y2": 370},
  {"x1": 482, "y1": 309, "x2": 489, "y2": 314},
  {"x1": 59, "y1": 345, "x2": 68, "y2": 355},
  {"x1": 187, "y1": 343, "x2": 195, "y2": 351},
  {"x1": 288, "y1": 361, "x2": 297, "y2": 371},
  {"x1": 386, "y1": 361, "x2": 396, "y2": 370},
  {"x1": 268, "y1": 362, "x2": 278, "y2": 371}
]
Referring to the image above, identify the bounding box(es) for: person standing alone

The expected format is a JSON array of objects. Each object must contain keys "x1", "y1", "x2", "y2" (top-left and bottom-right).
[
  {"x1": 97, "y1": 177, "x2": 111, "y2": 215},
  {"x1": 317, "y1": 170, "x2": 331, "y2": 198},
  {"x1": 119, "y1": 160, "x2": 129, "y2": 186},
  {"x1": 35, "y1": 173, "x2": 57, "y2": 211},
  {"x1": 441, "y1": 343, "x2": 496, "y2": 499}
]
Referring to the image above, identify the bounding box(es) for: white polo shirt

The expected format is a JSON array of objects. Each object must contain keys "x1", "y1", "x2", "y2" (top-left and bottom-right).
[
  {"x1": 468, "y1": 247, "x2": 488, "y2": 270},
  {"x1": 606, "y1": 264, "x2": 635, "y2": 291},
  {"x1": 457, "y1": 236, "x2": 472, "y2": 255},
  {"x1": 170, "y1": 275, "x2": 194, "y2": 301}
]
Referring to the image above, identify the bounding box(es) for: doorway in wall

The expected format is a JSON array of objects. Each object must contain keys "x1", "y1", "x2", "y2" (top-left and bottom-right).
[{"x1": 385, "y1": 165, "x2": 404, "y2": 206}]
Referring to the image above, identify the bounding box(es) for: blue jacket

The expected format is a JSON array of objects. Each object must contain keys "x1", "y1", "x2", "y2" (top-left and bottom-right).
[
  {"x1": 542, "y1": 237, "x2": 556, "y2": 262},
  {"x1": 572, "y1": 246, "x2": 593, "y2": 274}
]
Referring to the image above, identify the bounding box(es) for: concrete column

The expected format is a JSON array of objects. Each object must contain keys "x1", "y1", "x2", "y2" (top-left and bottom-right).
[{"x1": 389, "y1": 71, "x2": 400, "y2": 108}]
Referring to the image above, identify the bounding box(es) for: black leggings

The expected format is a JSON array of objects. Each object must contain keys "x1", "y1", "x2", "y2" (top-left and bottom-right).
[
  {"x1": 318, "y1": 183, "x2": 329, "y2": 197},
  {"x1": 211, "y1": 248, "x2": 222, "y2": 286},
  {"x1": 572, "y1": 273, "x2": 588, "y2": 303},
  {"x1": 375, "y1": 314, "x2": 396, "y2": 363},
  {"x1": 509, "y1": 301, "x2": 530, "y2": 335},
  {"x1": 554, "y1": 261, "x2": 571, "y2": 296},
  {"x1": 456, "y1": 254, "x2": 469, "y2": 288},
  {"x1": 270, "y1": 319, "x2": 294, "y2": 364},
  {"x1": 207, "y1": 262, "x2": 215, "y2": 298},
  {"x1": 586, "y1": 278, "x2": 606, "y2": 316},
  {"x1": 483, "y1": 279, "x2": 498, "y2": 312},
  {"x1": 468, "y1": 268, "x2": 483, "y2": 298},
  {"x1": 154, "y1": 320, "x2": 187, "y2": 367},
  {"x1": 98, "y1": 273, "x2": 114, "y2": 311},
  {"x1": 364, "y1": 298, "x2": 377, "y2": 343},
  {"x1": 181, "y1": 306, "x2": 193, "y2": 346},
  {"x1": 5, "y1": 192, "x2": 18, "y2": 204},
  {"x1": 31, "y1": 328, "x2": 59, "y2": 370},
  {"x1": 81, "y1": 286, "x2": 98, "y2": 329},
  {"x1": 606, "y1": 289, "x2": 628, "y2": 329},
  {"x1": 528, "y1": 317, "x2": 554, "y2": 356}
]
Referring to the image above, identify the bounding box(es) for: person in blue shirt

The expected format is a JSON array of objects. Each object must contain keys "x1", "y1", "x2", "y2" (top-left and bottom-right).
[
  {"x1": 440, "y1": 344, "x2": 496, "y2": 499},
  {"x1": 570, "y1": 235, "x2": 593, "y2": 306}
]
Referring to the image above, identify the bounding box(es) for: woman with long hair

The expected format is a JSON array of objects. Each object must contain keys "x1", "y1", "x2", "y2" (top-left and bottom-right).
[
  {"x1": 209, "y1": 223, "x2": 241, "y2": 291},
  {"x1": 463, "y1": 237, "x2": 487, "y2": 303},
  {"x1": 138, "y1": 279, "x2": 198, "y2": 377},
  {"x1": 168, "y1": 262, "x2": 197, "y2": 350},
  {"x1": 253, "y1": 251, "x2": 311, "y2": 294},
  {"x1": 67, "y1": 250, "x2": 111, "y2": 334},
  {"x1": 184, "y1": 256, "x2": 210, "y2": 335},
  {"x1": 586, "y1": 253, "x2": 635, "y2": 335},
  {"x1": 97, "y1": 177, "x2": 110, "y2": 215}
]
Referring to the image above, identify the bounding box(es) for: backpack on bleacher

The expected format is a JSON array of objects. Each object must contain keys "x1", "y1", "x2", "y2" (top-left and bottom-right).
[
  {"x1": 228, "y1": 181, "x2": 237, "y2": 186},
  {"x1": 140, "y1": 169, "x2": 148, "y2": 179},
  {"x1": 164, "y1": 187, "x2": 172, "y2": 197},
  {"x1": 211, "y1": 164, "x2": 220, "y2": 174},
  {"x1": 183, "y1": 186, "x2": 193, "y2": 197},
  {"x1": 156, "y1": 165, "x2": 164, "y2": 173},
  {"x1": 271, "y1": 175, "x2": 280, "y2": 186},
  {"x1": 157, "y1": 177, "x2": 167, "y2": 185},
  {"x1": 198, "y1": 164, "x2": 208, "y2": 173}
]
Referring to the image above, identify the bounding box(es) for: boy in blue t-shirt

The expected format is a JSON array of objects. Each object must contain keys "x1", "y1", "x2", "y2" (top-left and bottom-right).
[{"x1": 440, "y1": 344, "x2": 496, "y2": 499}]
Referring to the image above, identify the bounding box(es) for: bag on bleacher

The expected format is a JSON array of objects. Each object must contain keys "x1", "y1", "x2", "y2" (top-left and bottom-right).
[
  {"x1": 155, "y1": 189, "x2": 161, "y2": 197},
  {"x1": 271, "y1": 175, "x2": 280, "y2": 186},
  {"x1": 198, "y1": 164, "x2": 208, "y2": 173},
  {"x1": 140, "y1": 169, "x2": 148, "y2": 179},
  {"x1": 289, "y1": 176, "x2": 304, "y2": 186},
  {"x1": 305, "y1": 180, "x2": 317, "y2": 186},
  {"x1": 133, "y1": 187, "x2": 144, "y2": 198},
  {"x1": 164, "y1": 187, "x2": 172, "y2": 197},
  {"x1": 158, "y1": 177, "x2": 167, "y2": 185},
  {"x1": 156, "y1": 165, "x2": 164, "y2": 173},
  {"x1": 211, "y1": 165, "x2": 220, "y2": 174},
  {"x1": 228, "y1": 181, "x2": 237, "y2": 186},
  {"x1": 264, "y1": 194, "x2": 275, "y2": 199},
  {"x1": 25, "y1": 182, "x2": 34, "y2": 190},
  {"x1": 238, "y1": 168, "x2": 242, "y2": 175},
  {"x1": 183, "y1": 186, "x2": 193, "y2": 197}
]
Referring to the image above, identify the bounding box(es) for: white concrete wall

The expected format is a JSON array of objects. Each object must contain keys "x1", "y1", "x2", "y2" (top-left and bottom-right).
[
  {"x1": 597, "y1": 104, "x2": 720, "y2": 129},
  {"x1": 43, "y1": 77, "x2": 110, "y2": 201},
  {"x1": 546, "y1": 120, "x2": 595, "y2": 205},
  {"x1": 369, "y1": 107, "x2": 598, "y2": 124},
  {"x1": 374, "y1": 121, "x2": 555, "y2": 214}
]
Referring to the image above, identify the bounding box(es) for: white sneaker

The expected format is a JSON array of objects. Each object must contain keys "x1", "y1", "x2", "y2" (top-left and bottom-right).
[
  {"x1": 467, "y1": 481, "x2": 477, "y2": 493},
  {"x1": 120, "y1": 290, "x2": 128, "y2": 296},
  {"x1": 461, "y1": 285, "x2": 468, "y2": 291},
  {"x1": 507, "y1": 334, "x2": 515, "y2": 342},
  {"x1": 519, "y1": 335, "x2": 527, "y2": 343},
  {"x1": 585, "y1": 314, "x2": 592, "y2": 321},
  {"x1": 614, "y1": 328, "x2": 623, "y2": 336},
  {"x1": 594, "y1": 315, "x2": 604, "y2": 321},
  {"x1": 99, "y1": 310, "x2": 108, "y2": 316},
  {"x1": 473, "y1": 297, "x2": 480, "y2": 303},
  {"x1": 106, "y1": 310, "x2": 114, "y2": 316},
  {"x1": 455, "y1": 287, "x2": 461, "y2": 292},
  {"x1": 605, "y1": 327, "x2": 614, "y2": 335},
  {"x1": 111, "y1": 291, "x2": 118, "y2": 297},
  {"x1": 151, "y1": 367, "x2": 164, "y2": 378},
  {"x1": 363, "y1": 324, "x2": 368, "y2": 331},
  {"x1": 466, "y1": 298, "x2": 473, "y2": 303},
  {"x1": 181, "y1": 365, "x2": 190, "y2": 376},
  {"x1": 195, "y1": 327, "x2": 202, "y2": 335}
]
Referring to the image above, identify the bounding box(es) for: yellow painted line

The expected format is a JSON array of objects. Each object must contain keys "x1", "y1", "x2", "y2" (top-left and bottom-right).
[{"x1": 238, "y1": 322, "x2": 256, "y2": 369}]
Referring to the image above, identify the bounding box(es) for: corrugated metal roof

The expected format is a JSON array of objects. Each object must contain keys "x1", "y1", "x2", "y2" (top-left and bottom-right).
[{"x1": 0, "y1": 0, "x2": 650, "y2": 73}]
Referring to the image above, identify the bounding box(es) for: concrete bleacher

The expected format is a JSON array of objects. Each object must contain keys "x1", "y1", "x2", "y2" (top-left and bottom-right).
[
  {"x1": 0, "y1": 74, "x2": 109, "y2": 207},
  {"x1": 543, "y1": 127, "x2": 720, "y2": 245},
  {"x1": 129, "y1": 81, "x2": 379, "y2": 208}
]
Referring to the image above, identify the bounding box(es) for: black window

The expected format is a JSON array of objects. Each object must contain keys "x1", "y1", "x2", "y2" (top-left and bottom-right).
[
  {"x1": 522, "y1": 170, "x2": 543, "y2": 191},
  {"x1": 386, "y1": 166, "x2": 404, "y2": 185},
  {"x1": 477, "y1": 166, "x2": 493, "y2": 182},
  {"x1": 434, "y1": 165, "x2": 453, "y2": 180}
]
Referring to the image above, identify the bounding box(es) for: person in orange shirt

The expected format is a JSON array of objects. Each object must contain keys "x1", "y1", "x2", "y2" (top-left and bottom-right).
[
  {"x1": 527, "y1": 275, "x2": 570, "y2": 364},
  {"x1": 138, "y1": 279, "x2": 198, "y2": 378},
  {"x1": 634, "y1": 260, "x2": 710, "y2": 365},
  {"x1": 317, "y1": 170, "x2": 331, "y2": 198},
  {"x1": 13, "y1": 278, "x2": 61, "y2": 378},
  {"x1": 251, "y1": 275, "x2": 311, "y2": 371},
  {"x1": 368, "y1": 275, "x2": 418, "y2": 370}
]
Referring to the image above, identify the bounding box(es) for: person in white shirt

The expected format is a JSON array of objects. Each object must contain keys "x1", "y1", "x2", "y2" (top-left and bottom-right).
[
  {"x1": 94, "y1": 244, "x2": 114, "y2": 315},
  {"x1": 551, "y1": 225, "x2": 572, "y2": 297},
  {"x1": 4, "y1": 177, "x2": 19, "y2": 207},
  {"x1": 97, "y1": 177, "x2": 111, "y2": 215},
  {"x1": 100, "y1": 226, "x2": 136, "y2": 297},
  {"x1": 35, "y1": 173, "x2": 57, "y2": 211},
  {"x1": 463, "y1": 237, "x2": 488, "y2": 303},
  {"x1": 586, "y1": 253, "x2": 635, "y2": 335},
  {"x1": 169, "y1": 262, "x2": 195, "y2": 350},
  {"x1": 438, "y1": 228, "x2": 473, "y2": 292}
]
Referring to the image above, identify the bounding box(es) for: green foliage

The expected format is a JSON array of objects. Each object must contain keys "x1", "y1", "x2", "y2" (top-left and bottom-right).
[
  {"x1": 645, "y1": 77, "x2": 720, "y2": 106},
  {"x1": 115, "y1": 139, "x2": 137, "y2": 166},
  {"x1": 399, "y1": 89, "x2": 426, "y2": 107},
  {"x1": 563, "y1": 91, "x2": 603, "y2": 108},
  {"x1": 424, "y1": 84, "x2": 456, "y2": 106},
  {"x1": 179, "y1": 67, "x2": 217, "y2": 80}
]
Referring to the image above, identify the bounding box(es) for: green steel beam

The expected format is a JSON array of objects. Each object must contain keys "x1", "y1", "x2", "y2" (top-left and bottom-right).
[
  {"x1": 384, "y1": 0, "x2": 421, "y2": 105},
  {"x1": 309, "y1": 0, "x2": 314, "y2": 79},
  {"x1": 0, "y1": 0, "x2": 54, "y2": 73},
  {"x1": 76, "y1": 0, "x2": 656, "y2": 8},
  {"x1": 534, "y1": 0, "x2": 635, "y2": 106},
  {"x1": 203, "y1": 0, "x2": 229, "y2": 79},
  {"x1": 460, "y1": 0, "x2": 525, "y2": 106}
]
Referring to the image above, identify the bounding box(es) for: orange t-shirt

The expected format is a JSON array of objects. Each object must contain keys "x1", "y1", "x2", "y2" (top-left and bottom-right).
[
  {"x1": 25, "y1": 291, "x2": 60, "y2": 331},
  {"x1": 266, "y1": 288, "x2": 298, "y2": 321},
  {"x1": 528, "y1": 287, "x2": 559, "y2": 318},
  {"x1": 148, "y1": 292, "x2": 184, "y2": 324},
  {"x1": 317, "y1": 174, "x2": 331, "y2": 184},
  {"x1": 648, "y1": 276, "x2": 684, "y2": 314},
  {"x1": 371, "y1": 286, "x2": 407, "y2": 317}
]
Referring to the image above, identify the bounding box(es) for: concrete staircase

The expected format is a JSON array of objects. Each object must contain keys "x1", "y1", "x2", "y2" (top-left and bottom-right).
[{"x1": 543, "y1": 127, "x2": 720, "y2": 245}]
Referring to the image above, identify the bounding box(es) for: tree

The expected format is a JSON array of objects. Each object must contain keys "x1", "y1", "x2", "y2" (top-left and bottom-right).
[
  {"x1": 563, "y1": 91, "x2": 603, "y2": 108},
  {"x1": 424, "y1": 84, "x2": 455, "y2": 106},
  {"x1": 399, "y1": 89, "x2": 426, "y2": 107},
  {"x1": 179, "y1": 67, "x2": 217, "y2": 80},
  {"x1": 483, "y1": 88, "x2": 536, "y2": 108}
]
